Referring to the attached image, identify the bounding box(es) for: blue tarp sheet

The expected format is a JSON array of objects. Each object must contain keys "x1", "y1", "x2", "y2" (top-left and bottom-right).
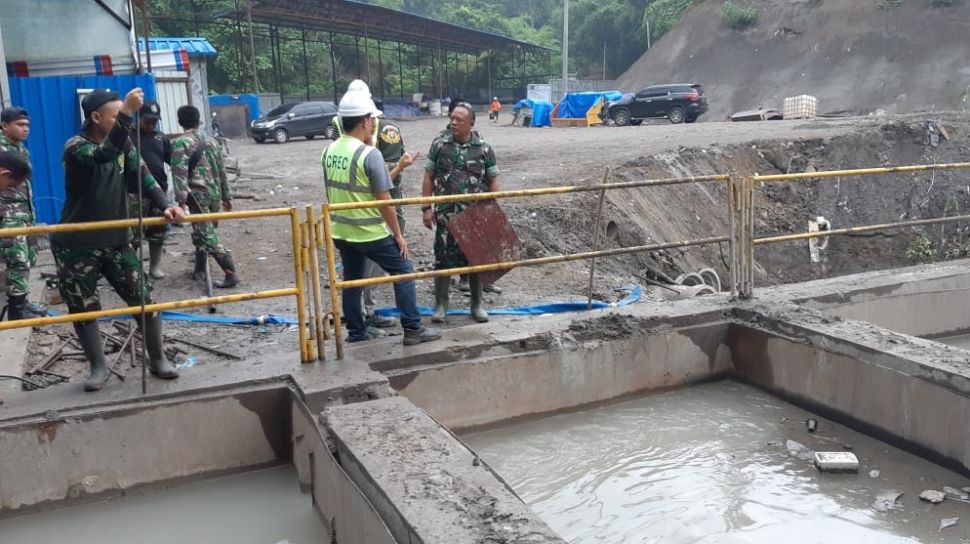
[
  {"x1": 209, "y1": 94, "x2": 261, "y2": 123},
  {"x1": 556, "y1": 91, "x2": 623, "y2": 119},
  {"x1": 513, "y1": 98, "x2": 553, "y2": 127},
  {"x1": 49, "y1": 285, "x2": 641, "y2": 325}
]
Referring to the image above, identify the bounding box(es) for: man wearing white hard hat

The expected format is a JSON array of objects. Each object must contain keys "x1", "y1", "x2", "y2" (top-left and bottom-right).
[
  {"x1": 323, "y1": 91, "x2": 441, "y2": 345},
  {"x1": 334, "y1": 80, "x2": 416, "y2": 332}
]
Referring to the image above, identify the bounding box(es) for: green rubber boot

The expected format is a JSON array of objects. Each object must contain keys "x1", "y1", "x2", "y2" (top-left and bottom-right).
[
  {"x1": 432, "y1": 276, "x2": 450, "y2": 323},
  {"x1": 75, "y1": 321, "x2": 109, "y2": 392},
  {"x1": 142, "y1": 314, "x2": 179, "y2": 379},
  {"x1": 148, "y1": 240, "x2": 165, "y2": 280},
  {"x1": 469, "y1": 274, "x2": 489, "y2": 323}
]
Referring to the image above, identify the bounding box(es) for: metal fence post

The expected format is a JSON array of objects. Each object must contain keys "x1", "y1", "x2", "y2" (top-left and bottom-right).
[
  {"x1": 289, "y1": 208, "x2": 311, "y2": 363},
  {"x1": 306, "y1": 206, "x2": 326, "y2": 361},
  {"x1": 320, "y1": 204, "x2": 345, "y2": 360}
]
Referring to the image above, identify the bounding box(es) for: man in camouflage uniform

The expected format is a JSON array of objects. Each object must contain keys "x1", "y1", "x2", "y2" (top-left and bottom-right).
[
  {"x1": 129, "y1": 100, "x2": 172, "y2": 280},
  {"x1": 54, "y1": 88, "x2": 186, "y2": 391},
  {"x1": 422, "y1": 102, "x2": 500, "y2": 324},
  {"x1": 0, "y1": 107, "x2": 46, "y2": 320},
  {"x1": 0, "y1": 151, "x2": 33, "y2": 402},
  {"x1": 171, "y1": 105, "x2": 240, "y2": 288}
]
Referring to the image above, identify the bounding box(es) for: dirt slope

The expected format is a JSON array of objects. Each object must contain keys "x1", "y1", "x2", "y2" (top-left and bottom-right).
[{"x1": 617, "y1": 0, "x2": 970, "y2": 119}]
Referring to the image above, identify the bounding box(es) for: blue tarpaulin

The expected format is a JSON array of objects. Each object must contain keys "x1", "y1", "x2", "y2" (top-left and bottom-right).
[
  {"x1": 513, "y1": 98, "x2": 553, "y2": 127},
  {"x1": 556, "y1": 91, "x2": 623, "y2": 119},
  {"x1": 209, "y1": 94, "x2": 261, "y2": 123},
  {"x1": 49, "y1": 285, "x2": 641, "y2": 325}
]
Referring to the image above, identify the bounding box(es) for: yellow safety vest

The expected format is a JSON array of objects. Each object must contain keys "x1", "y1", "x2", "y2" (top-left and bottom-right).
[{"x1": 323, "y1": 135, "x2": 388, "y2": 242}]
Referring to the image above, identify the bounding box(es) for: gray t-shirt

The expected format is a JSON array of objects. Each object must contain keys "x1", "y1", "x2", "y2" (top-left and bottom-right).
[{"x1": 364, "y1": 148, "x2": 393, "y2": 195}]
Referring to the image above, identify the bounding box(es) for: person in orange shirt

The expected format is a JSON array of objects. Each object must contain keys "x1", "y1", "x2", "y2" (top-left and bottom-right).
[{"x1": 489, "y1": 97, "x2": 501, "y2": 123}]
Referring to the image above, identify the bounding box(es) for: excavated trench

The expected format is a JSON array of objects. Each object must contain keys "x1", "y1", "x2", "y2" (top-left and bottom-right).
[
  {"x1": 3, "y1": 262, "x2": 970, "y2": 542},
  {"x1": 507, "y1": 116, "x2": 970, "y2": 294}
]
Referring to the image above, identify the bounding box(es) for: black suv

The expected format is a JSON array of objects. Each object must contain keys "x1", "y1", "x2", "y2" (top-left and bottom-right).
[
  {"x1": 250, "y1": 101, "x2": 339, "y2": 143},
  {"x1": 602, "y1": 84, "x2": 708, "y2": 126}
]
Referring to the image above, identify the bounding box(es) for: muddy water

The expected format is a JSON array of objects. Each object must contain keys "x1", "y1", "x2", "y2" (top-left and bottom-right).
[
  {"x1": 464, "y1": 381, "x2": 970, "y2": 544},
  {"x1": 0, "y1": 465, "x2": 326, "y2": 544},
  {"x1": 936, "y1": 334, "x2": 970, "y2": 351}
]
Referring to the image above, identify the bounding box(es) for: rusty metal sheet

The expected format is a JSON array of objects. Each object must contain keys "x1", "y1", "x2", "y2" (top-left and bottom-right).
[{"x1": 447, "y1": 200, "x2": 522, "y2": 285}]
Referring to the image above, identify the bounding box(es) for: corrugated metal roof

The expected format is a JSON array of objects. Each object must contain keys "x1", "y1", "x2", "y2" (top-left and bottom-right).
[{"x1": 138, "y1": 37, "x2": 217, "y2": 58}]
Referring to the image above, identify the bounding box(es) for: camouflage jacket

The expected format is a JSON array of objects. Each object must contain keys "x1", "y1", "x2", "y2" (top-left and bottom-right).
[
  {"x1": 53, "y1": 112, "x2": 167, "y2": 249},
  {"x1": 0, "y1": 133, "x2": 33, "y2": 222},
  {"x1": 424, "y1": 130, "x2": 499, "y2": 199},
  {"x1": 171, "y1": 131, "x2": 231, "y2": 205}
]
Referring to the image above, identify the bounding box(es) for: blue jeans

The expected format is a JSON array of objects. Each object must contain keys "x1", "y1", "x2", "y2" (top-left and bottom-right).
[{"x1": 334, "y1": 236, "x2": 421, "y2": 340}]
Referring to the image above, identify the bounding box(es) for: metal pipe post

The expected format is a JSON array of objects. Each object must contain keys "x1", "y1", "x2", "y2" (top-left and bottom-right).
[
  {"x1": 321, "y1": 205, "x2": 344, "y2": 360},
  {"x1": 586, "y1": 167, "x2": 611, "y2": 310},
  {"x1": 306, "y1": 206, "x2": 326, "y2": 361},
  {"x1": 289, "y1": 209, "x2": 310, "y2": 363}
]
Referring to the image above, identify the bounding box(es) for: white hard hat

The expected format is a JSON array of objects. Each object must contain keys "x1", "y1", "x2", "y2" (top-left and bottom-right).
[
  {"x1": 338, "y1": 91, "x2": 382, "y2": 118},
  {"x1": 346, "y1": 79, "x2": 371, "y2": 97}
]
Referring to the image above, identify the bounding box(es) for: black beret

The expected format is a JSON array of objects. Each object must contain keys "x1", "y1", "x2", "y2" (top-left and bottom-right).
[
  {"x1": 81, "y1": 89, "x2": 120, "y2": 118},
  {"x1": 140, "y1": 99, "x2": 162, "y2": 120},
  {"x1": 0, "y1": 107, "x2": 28, "y2": 123}
]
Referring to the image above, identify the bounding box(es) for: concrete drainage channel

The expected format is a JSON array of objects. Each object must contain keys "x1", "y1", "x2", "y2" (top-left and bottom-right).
[{"x1": 4, "y1": 262, "x2": 970, "y2": 541}]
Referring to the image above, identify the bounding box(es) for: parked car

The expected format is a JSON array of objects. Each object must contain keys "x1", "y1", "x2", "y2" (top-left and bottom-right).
[
  {"x1": 250, "y1": 101, "x2": 339, "y2": 143},
  {"x1": 601, "y1": 84, "x2": 708, "y2": 126}
]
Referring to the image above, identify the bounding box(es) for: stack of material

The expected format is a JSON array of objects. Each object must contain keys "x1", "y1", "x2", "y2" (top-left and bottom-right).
[{"x1": 784, "y1": 95, "x2": 818, "y2": 120}]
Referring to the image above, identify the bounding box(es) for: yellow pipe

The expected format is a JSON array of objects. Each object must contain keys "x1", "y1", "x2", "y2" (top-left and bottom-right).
[
  {"x1": 289, "y1": 209, "x2": 311, "y2": 363},
  {"x1": 753, "y1": 162, "x2": 970, "y2": 183},
  {"x1": 327, "y1": 175, "x2": 730, "y2": 212},
  {"x1": 0, "y1": 288, "x2": 298, "y2": 331},
  {"x1": 754, "y1": 213, "x2": 970, "y2": 245},
  {"x1": 336, "y1": 236, "x2": 730, "y2": 290},
  {"x1": 0, "y1": 207, "x2": 294, "y2": 238},
  {"x1": 306, "y1": 205, "x2": 327, "y2": 359},
  {"x1": 321, "y1": 205, "x2": 344, "y2": 360}
]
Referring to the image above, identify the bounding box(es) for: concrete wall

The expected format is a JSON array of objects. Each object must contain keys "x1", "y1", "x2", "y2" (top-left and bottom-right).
[
  {"x1": 730, "y1": 319, "x2": 970, "y2": 474},
  {"x1": 0, "y1": 387, "x2": 291, "y2": 516},
  {"x1": 779, "y1": 260, "x2": 970, "y2": 337},
  {"x1": 389, "y1": 321, "x2": 733, "y2": 430}
]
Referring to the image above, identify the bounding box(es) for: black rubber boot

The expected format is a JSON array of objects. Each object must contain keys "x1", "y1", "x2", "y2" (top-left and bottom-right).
[
  {"x1": 75, "y1": 321, "x2": 109, "y2": 391},
  {"x1": 192, "y1": 250, "x2": 207, "y2": 281},
  {"x1": 148, "y1": 240, "x2": 165, "y2": 280},
  {"x1": 432, "y1": 277, "x2": 450, "y2": 323},
  {"x1": 141, "y1": 314, "x2": 178, "y2": 379},
  {"x1": 469, "y1": 274, "x2": 489, "y2": 323},
  {"x1": 213, "y1": 253, "x2": 241, "y2": 288},
  {"x1": 5, "y1": 295, "x2": 26, "y2": 321}
]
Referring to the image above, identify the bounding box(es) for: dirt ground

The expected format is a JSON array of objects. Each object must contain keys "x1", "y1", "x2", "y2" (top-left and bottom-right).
[{"x1": 22, "y1": 112, "x2": 970, "y2": 389}]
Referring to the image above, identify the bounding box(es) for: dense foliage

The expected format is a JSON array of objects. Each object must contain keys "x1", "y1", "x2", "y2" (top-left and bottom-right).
[{"x1": 141, "y1": 0, "x2": 692, "y2": 99}]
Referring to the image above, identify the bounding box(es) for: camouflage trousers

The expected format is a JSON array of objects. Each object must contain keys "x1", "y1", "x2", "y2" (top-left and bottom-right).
[
  {"x1": 1, "y1": 215, "x2": 37, "y2": 297},
  {"x1": 53, "y1": 243, "x2": 153, "y2": 314},
  {"x1": 187, "y1": 192, "x2": 230, "y2": 259},
  {"x1": 433, "y1": 213, "x2": 468, "y2": 270},
  {"x1": 128, "y1": 196, "x2": 167, "y2": 246},
  {"x1": 389, "y1": 185, "x2": 406, "y2": 230}
]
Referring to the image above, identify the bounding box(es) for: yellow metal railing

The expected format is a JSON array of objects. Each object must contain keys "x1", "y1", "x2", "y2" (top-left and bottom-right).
[
  {"x1": 318, "y1": 173, "x2": 734, "y2": 359},
  {"x1": 744, "y1": 162, "x2": 970, "y2": 296},
  {"x1": 10, "y1": 161, "x2": 970, "y2": 369},
  {"x1": 0, "y1": 207, "x2": 317, "y2": 363}
]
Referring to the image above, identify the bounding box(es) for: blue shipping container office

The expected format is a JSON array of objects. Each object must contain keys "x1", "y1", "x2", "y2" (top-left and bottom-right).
[{"x1": 8, "y1": 74, "x2": 157, "y2": 225}]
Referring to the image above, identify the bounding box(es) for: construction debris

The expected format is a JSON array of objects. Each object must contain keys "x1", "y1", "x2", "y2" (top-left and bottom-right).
[
  {"x1": 813, "y1": 451, "x2": 859, "y2": 473},
  {"x1": 919, "y1": 490, "x2": 947, "y2": 504}
]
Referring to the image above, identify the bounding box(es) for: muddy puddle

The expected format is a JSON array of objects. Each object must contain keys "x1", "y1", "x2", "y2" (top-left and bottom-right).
[
  {"x1": 464, "y1": 381, "x2": 970, "y2": 543},
  {"x1": 0, "y1": 465, "x2": 326, "y2": 543}
]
